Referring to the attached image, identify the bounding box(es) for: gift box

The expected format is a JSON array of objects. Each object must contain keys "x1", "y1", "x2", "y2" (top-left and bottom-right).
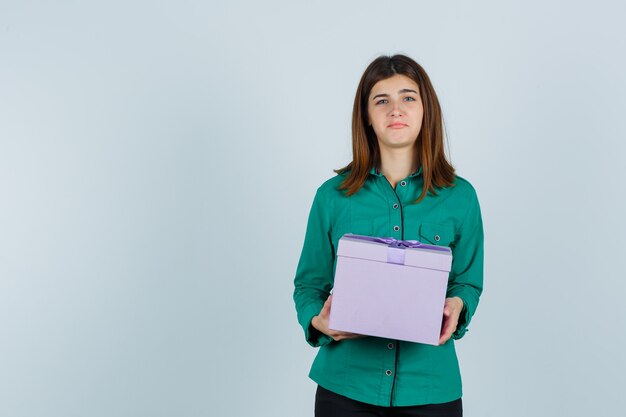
[{"x1": 328, "y1": 233, "x2": 453, "y2": 345}]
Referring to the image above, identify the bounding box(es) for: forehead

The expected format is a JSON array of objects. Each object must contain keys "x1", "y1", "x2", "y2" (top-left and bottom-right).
[{"x1": 369, "y1": 74, "x2": 419, "y2": 96}]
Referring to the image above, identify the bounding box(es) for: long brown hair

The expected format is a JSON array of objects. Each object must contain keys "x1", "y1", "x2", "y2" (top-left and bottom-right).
[{"x1": 334, "y1": 54, "x2": 455, "y2": 203}]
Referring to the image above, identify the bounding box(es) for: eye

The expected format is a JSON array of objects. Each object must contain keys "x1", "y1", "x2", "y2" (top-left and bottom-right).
[
  {"x1": 404, "y1": 96, "x2": 416, "y2": 102},
  {"x1": 375, "y1": 99, "x2": 388, "y2": 105}
]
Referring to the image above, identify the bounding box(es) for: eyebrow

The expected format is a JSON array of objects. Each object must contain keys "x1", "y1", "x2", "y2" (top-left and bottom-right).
[{"x1": 372, "y1": 89, "x2": 418, "y2": 100}]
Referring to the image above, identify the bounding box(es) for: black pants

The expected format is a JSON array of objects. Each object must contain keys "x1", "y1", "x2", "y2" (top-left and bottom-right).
[{"x1": 315, "y1": 385, "x2": 462, "y2": 417}]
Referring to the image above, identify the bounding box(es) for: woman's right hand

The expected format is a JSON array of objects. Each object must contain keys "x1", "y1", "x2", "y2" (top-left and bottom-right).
[{"x1": 311, "y1": 295, "x2": 364, "y2": 341}]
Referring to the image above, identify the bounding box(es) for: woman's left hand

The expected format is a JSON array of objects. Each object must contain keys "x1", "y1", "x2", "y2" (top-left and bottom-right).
[{"x1": 439, "y1": 296, "x2": 464, "y2": 345}]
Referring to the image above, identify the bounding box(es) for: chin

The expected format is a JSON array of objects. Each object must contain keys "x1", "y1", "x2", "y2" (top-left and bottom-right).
[{"x1": 384, "y1": 142, "x2": 415, "y2": 149}]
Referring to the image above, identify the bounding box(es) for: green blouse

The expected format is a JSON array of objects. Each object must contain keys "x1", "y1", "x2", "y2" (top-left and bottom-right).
[{"x1": 293, "y1": 166, "x2": 484, "y2": 407}]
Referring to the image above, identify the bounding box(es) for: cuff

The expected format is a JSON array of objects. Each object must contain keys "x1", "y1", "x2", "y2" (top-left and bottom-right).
[
  {"x1": 451, "y1": 298, "x2": 470, "y2": 340},
  {"x1": 300, "y1": 302, "x2": 333, "y2": 348}
]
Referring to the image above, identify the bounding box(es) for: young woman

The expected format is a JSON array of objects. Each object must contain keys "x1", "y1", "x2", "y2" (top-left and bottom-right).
[{"x1": 293, "y1": 54, "x2": 484, "y2": 417}]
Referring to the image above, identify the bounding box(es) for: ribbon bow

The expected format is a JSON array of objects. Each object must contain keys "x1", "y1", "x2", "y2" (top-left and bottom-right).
[{"x1": 344, "y1": 233, "x2": 448, "y2": 265}]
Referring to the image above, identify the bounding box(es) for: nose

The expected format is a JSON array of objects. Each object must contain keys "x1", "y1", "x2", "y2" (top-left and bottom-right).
[{"x1": 389, "y1": 100, "x2": 403, "y2": 117}]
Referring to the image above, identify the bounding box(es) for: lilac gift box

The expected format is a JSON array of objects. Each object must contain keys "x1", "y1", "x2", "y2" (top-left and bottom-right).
[{"x1": 328, "y1": 233, "x2": 453, "y2": 345}]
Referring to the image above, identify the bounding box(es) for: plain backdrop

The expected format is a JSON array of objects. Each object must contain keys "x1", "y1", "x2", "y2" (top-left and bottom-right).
[{"x1": 1, "y1": 1, "x2": 625, "y2": 416}]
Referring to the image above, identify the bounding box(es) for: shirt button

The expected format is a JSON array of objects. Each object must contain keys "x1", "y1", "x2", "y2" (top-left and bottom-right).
[
  {"x1": 386, "y1": 370, "x2": 393, "y2": 376},
  {"x1": 434, "y1": 235, "x2": 441, "y2": 242},
  {"x1": 387, "y1": 343, "x2": 394, "y2": 349},
  {"x1": 400, "y1": 181, "x2": 407, "y2": 186},
  {"x1": 393, "y1": 225, "x2": 400, "y2": 232},
  {"x1": 392, "y1": 203, "x2": 399, "y2": 209}
]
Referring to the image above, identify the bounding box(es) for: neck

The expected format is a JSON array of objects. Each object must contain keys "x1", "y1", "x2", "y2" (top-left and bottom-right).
[{"x1": 378, "y1": 147, "x2": 419, "y2": 188}]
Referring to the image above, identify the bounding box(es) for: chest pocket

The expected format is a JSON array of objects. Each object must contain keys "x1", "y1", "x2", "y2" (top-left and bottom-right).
[
  {"x1": 419, "y1": 222, "x2": 456, "y2": 247},
  {"x1": 349, "y1": 219, "x2": 373, "y2": 236}
]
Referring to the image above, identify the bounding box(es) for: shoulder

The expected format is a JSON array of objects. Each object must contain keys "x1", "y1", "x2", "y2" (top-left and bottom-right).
[
  {"x1": 448, "y1": 175, "x2": 483, "y2": 229},
  {"x1": 315, "y1": 172, "x2": 349, "y2": 200},
  {"x1": 450, "y1": 175, "x2": 479, "y2": 200},
  {"x1": 435, "y1": 174, "x2": 481, "y2": 212}
]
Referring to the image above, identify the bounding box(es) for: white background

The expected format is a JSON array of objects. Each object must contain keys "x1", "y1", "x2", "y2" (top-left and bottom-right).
[{"x1": 1, "y1": 1, "x2": 625, "y2": 416}]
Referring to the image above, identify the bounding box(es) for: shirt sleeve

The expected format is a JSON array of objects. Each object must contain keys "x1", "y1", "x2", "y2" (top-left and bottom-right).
[
  {"x1": 446, "y1": 187, "x2": 484, "y2": 340},
  {"x1": 293, "y1": 187, "x2": 334, "y2": 347}
]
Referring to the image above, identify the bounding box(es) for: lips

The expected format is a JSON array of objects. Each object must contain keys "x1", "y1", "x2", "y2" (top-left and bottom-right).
[{"x1": 388, "y1": 123, "x2": 407, "y2": 129}]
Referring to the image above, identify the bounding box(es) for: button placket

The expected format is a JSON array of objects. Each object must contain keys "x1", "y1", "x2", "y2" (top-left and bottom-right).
[
  {"x1": 389, "y1": 197, "x2": 402, "y2": 236},
  {"x1": 381, "y1": 176, "x2": 403, "y2": 239}
]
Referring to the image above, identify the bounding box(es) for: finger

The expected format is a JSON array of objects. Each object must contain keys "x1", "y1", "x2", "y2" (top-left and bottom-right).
[
  {"x1": 439, "y1": 316, "x2": 452, "y2": 338},
  {"x1": 324, "y1": 295, "x2": 332, "y2": 307},
  {"x1": 320, "y1": 298, "x2": 331, "y2": 318},
  {"x1": 335, "y1": 333, "x2": 360, "y2": 341},
  {"x1": 439, "y1": 318, "x2": 458, "y2": 344},
  {"x1": 439, "y1": 320, "x2": 449, "y2": 339},
  {"x1": 439, "y1": 323, "x2": 453, "y2": 344},
  {"x1": 332, "y1": 330, "x2": 363, "y2": 340},
  {"x1": 325, "y1": 294, "x2": 333, "y2": 310},
  {"x1": 331, "y1": 331, "x2": 352, "y2": 341}
]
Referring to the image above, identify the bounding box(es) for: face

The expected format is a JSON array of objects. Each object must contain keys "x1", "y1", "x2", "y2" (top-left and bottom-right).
[{"x1": 367, "y1": 74, "x2": 424, "y2": 152}]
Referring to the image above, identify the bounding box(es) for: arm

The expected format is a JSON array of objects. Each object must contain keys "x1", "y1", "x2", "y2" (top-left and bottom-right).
[
  {"x1": 292, "y1": 187, "x2": 335, "y2": 347},
  {"x1": 293, "y1": 187, "x2": 364, "y2": 347},
  {"x1": 445, "y1": 187, "x2": 484, "y2": 340}
]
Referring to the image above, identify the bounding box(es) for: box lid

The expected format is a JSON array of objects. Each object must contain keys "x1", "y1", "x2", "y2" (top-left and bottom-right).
[{"x1": 337, "y1": 233, "x2": 452, "y2": 272}]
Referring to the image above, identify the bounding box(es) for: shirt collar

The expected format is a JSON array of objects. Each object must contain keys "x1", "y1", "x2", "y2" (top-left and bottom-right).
[{"x1": 369, "y1": 165, "x2": 423, "y2": 178}]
